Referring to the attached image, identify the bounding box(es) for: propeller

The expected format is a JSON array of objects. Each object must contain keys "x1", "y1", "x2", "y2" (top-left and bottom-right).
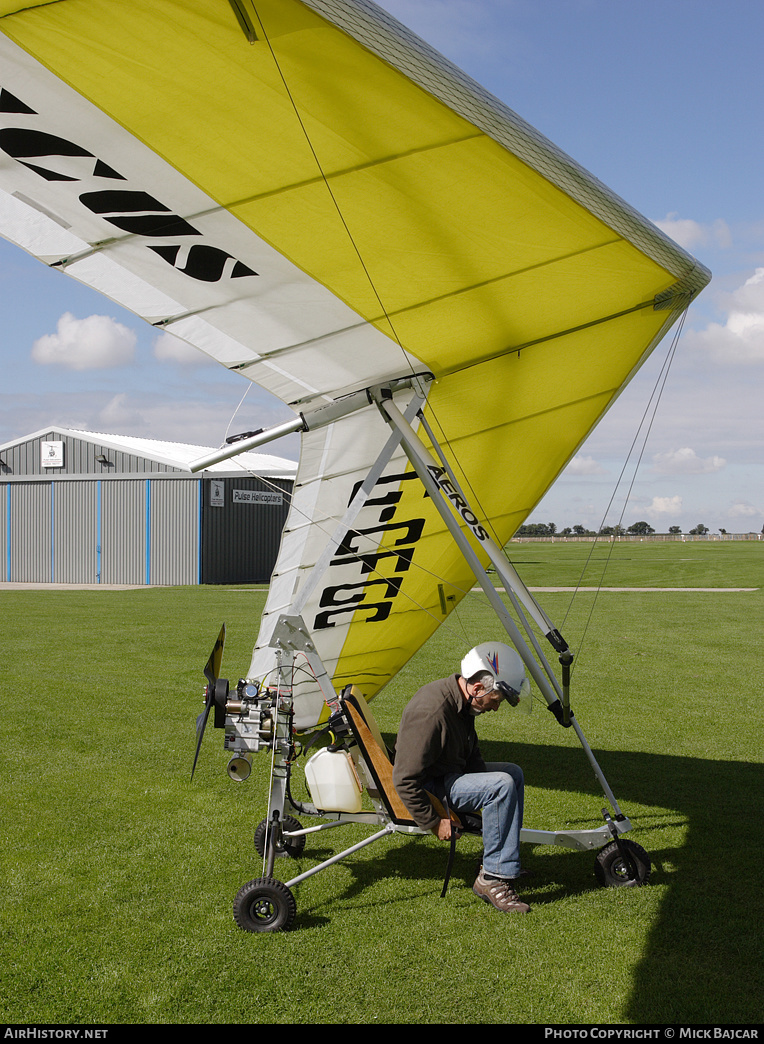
[{"x1": 191, "y1": 623, "x2": 229, "y2": 780}]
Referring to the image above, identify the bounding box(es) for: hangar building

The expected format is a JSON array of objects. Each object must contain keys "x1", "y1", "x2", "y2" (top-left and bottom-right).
[{"x1": 0, "y1": 427, "x2": 297, "y2": 585}]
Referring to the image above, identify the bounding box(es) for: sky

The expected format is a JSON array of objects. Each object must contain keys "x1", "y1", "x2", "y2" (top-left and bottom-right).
[{"x1": 2, "y1": 0, "x2": 763, "y2": 535}]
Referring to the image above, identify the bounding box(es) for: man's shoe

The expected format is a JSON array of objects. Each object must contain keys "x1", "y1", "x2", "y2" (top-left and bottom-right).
[{"x1": 473, "y1": 870, "x2": 531, "y2": 913}]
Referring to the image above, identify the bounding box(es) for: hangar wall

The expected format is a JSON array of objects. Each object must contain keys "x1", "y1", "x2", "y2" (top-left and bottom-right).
[{"x1": 0, "y1": 428, "x2": 295, "y2": 586}]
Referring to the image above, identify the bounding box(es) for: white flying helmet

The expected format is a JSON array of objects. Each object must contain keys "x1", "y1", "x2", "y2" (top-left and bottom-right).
[{"x1": 461, "y1": 642, "x2": 531, "y2": 709}]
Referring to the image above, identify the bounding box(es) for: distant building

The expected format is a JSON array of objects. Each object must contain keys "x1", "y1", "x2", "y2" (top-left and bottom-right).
[{"x1": 0, "y1": 427, "x2": 297, "y2": 585}]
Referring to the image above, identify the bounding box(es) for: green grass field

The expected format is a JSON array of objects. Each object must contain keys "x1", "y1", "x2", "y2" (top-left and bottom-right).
[{"x1": 1, "y1": 540, "x2": 762, "y2": 1025}]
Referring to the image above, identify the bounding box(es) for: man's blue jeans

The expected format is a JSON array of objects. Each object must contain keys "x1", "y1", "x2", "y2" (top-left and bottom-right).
[{"x1": 444, "y1": 762, "x2": 524, "y2": 879}]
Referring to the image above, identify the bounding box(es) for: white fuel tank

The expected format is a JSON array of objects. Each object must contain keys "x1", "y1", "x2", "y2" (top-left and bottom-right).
[{"x1": 304, "y1": 748, "x2": 363, "y2": 813}]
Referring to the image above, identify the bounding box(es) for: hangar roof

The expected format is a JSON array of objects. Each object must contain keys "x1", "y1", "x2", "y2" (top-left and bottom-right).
[{"x1": 0, "y1": 427, "x2": 298, "y2": 478}]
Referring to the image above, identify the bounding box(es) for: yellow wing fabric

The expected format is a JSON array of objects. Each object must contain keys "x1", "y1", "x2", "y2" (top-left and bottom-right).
[{"x1": 0, "y1": 0, "x2": 710, "y2": 726}]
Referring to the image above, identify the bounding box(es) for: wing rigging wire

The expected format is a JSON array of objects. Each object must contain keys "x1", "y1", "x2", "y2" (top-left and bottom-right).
[
  {"x1": 246, "y1": 3, "x2": 415, "y2": 382},
  {"x1": 559, "y1": 300, "x2": 695, "y2": 670},
  {"x1": 223, "y1": 381, "x2": 253, "y2": 443},
  {"x1": 414, "y1": 299, "x2": 696, "y2": 680}
]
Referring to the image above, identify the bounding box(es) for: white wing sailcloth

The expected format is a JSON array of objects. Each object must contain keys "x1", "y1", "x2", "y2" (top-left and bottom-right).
[{"x1": 0, "y1": 0, "x2": 710, "y2": 727}]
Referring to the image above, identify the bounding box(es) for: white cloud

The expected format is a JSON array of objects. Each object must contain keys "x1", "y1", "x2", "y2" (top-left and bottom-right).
[
  {"x1": 153, "y1": 332, "x2": 210, "y2": 366},
  {"x1": 651, "y1": 447, "x2": 726, "y2": 475},
  {"x1": 31, "y1": 312, "x2": 136, "y2": 370},
  {"x1": 685, "y1": 267, "x2": 764, "y2": 364},
  {"x1": 644, "y1": 495, "x2": 683, "y2": 518},
  {"x1": 98, "y1": 393, "x2": 141, "y2": 431},
  {"x1": 564, "y1": 454, "x2": 606, "y2": 476},
  {"x1": 653, "y1": 213, "x2": 731, "y2": 251},
  {"x1": 728, "y1": 501, "x2": 758, "y2": 519}
]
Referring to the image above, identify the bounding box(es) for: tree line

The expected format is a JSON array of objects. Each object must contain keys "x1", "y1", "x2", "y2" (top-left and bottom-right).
[{"x1": 515, "y1": 521, "x2": 716, "y2": 537}]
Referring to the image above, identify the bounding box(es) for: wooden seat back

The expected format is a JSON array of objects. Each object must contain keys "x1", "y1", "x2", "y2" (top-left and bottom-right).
[{"x1": 341, "y1": 690, "x2": 417, "y2": 826}]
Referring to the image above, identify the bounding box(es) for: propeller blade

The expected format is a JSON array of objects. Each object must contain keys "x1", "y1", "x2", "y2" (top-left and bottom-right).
[
  {"x1": 191, "y1": 700, "x2": 213, "y2": 780},
  {"x1": 192, "y1": 624, "x2": 226, "y2": 780},
  {"x1": 204, "y1": 623, "x2": 226, "y2": 686}
]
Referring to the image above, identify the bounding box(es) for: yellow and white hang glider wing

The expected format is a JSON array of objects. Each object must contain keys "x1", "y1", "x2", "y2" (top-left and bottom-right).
[{"x1": 0, "y1": 0, "x2": 710, "y2": 726}]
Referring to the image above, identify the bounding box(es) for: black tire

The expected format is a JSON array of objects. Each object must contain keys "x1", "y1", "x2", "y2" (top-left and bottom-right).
[
  {"x1": 253, "y1": 816, "x2": 306, "y2": 859},
  {"x1": 594, "y1": 839, "x2": 651, "y2": 887},
  {"x1": 233, "y1": 877, "x2": 296, "y2": 933}
]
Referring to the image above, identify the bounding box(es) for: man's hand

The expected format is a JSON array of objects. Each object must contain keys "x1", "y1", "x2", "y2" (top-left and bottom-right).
[{"x1": 433, "y1": 818, "x2": 453, "y2": 841}]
